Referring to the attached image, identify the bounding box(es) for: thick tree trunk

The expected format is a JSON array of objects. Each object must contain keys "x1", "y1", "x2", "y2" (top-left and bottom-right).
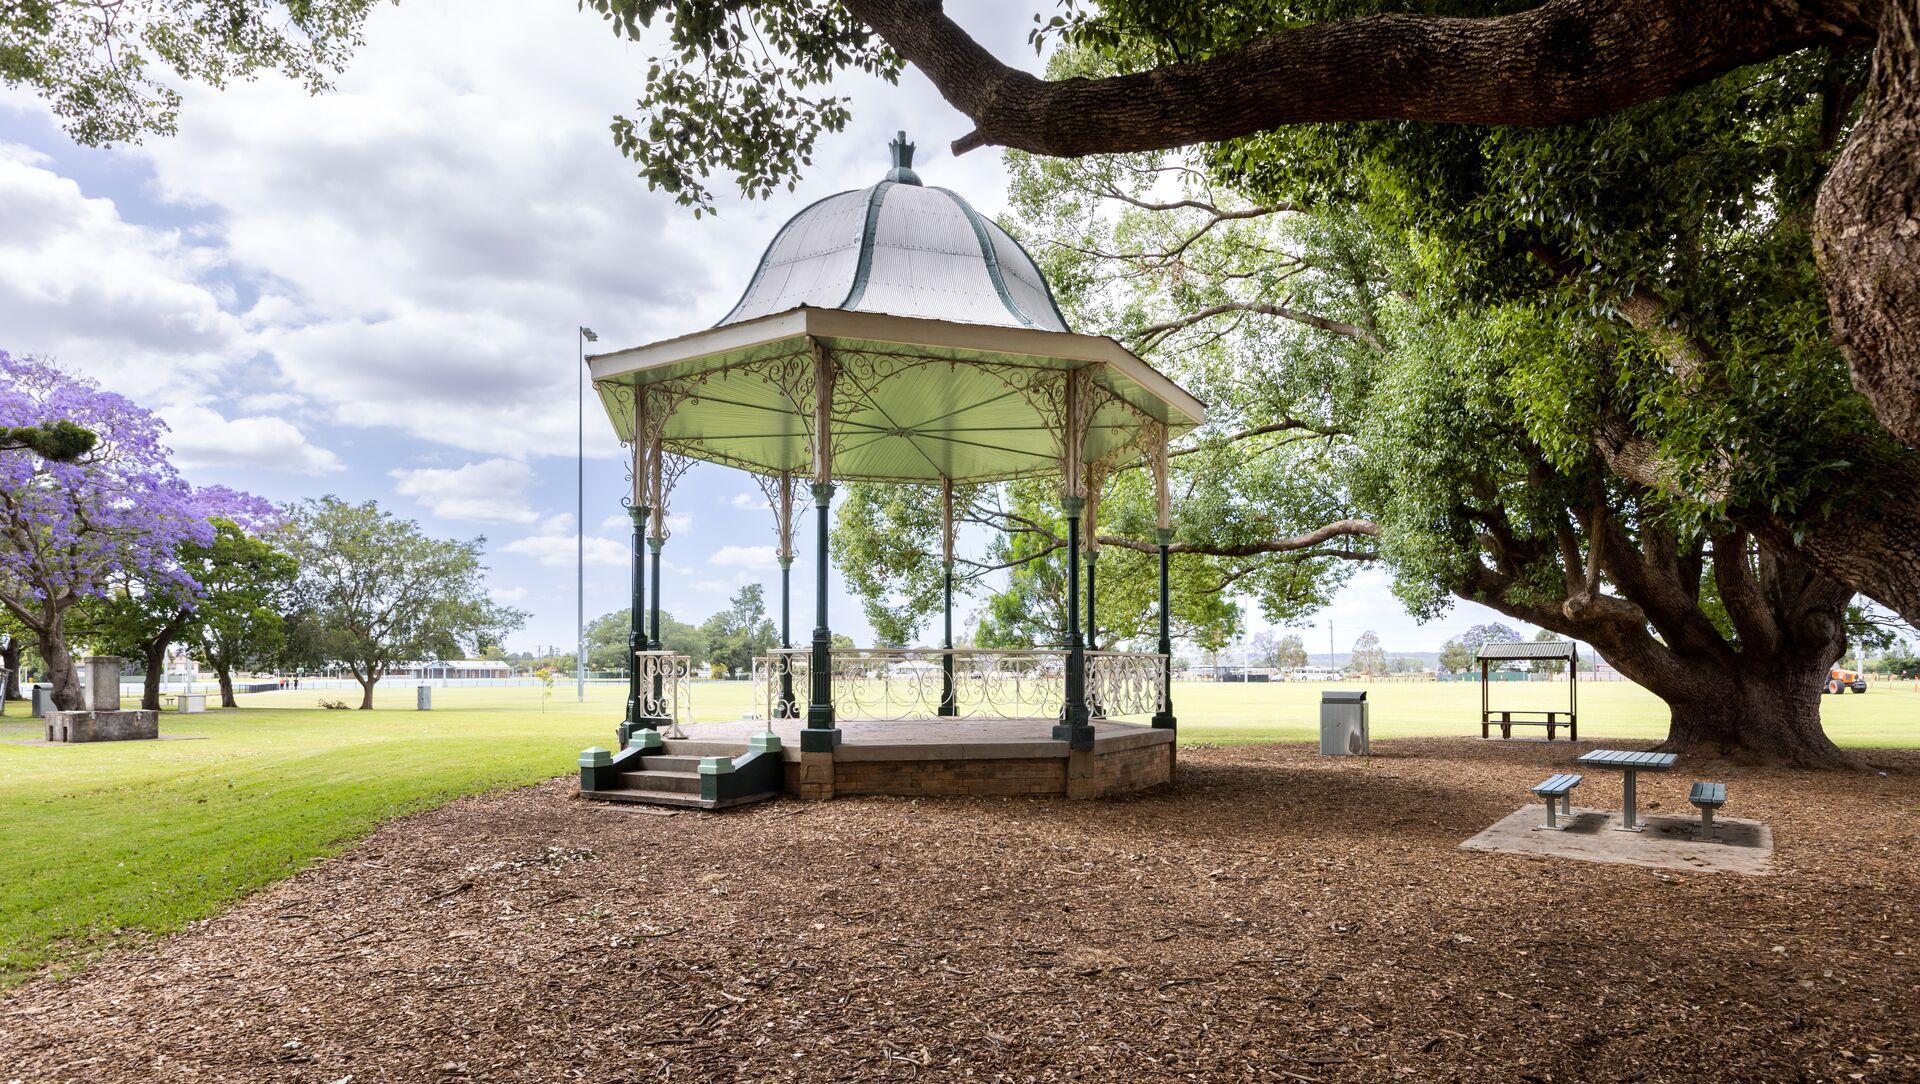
[
  {"x1": 354, "y1": 667, "x2": 377, "y2": 710},
  {"x1": 36, "y1": 622, "x2": 84, "y2": 711},
  {"x1": 1816, "y1": 0, "x2": 1920, "y2": 447},
  {"x1": 141, "y1": 642, "x2": 166, "y2": 712},
  {"x1": 1, "y1": 636, "x2": 21, "y2": 701},
  {"x1": 1655, "y1": 662, "x2": 1852, "y2": 768},
  {"x1": 216, "y1": 668, "x2": 236, "y2": 709},
  {"x1": 1589, "y1": 634, "x2": 1851, "y2": 768}
]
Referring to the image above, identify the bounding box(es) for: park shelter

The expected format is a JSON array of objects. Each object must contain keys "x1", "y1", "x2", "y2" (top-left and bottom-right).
[
  {"x1": 1477, "y1": 641, "x2": 1578, "y2": 741},
  {"x1": 579, "y1": 134, "x2": 1205, "y2": 805}
]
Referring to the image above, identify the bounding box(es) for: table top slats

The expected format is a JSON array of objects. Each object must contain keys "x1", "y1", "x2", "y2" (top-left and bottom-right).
[{"x1": 1578, "y1": 749, "x2": 1678, "y2": 770}]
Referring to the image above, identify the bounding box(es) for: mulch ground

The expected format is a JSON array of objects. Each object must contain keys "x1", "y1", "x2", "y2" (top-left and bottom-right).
[{"x1": 4, "y1": 738, "x2": 1919, "y2": 1082}]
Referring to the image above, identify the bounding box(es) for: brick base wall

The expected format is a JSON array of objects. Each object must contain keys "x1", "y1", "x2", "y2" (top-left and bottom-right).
[{"x1": 813, "y1": 740, "x2": 1173, "y2": 800}]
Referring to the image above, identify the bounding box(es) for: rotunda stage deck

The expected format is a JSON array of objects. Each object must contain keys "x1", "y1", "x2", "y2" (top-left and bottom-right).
[{"x1": 617, "y1": 718, "x2": 1175, "y2": 802}]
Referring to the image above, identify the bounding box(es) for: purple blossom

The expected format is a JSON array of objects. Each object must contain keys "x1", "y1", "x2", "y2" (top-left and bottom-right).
[{"x1": 0, "y1": 351, "x2": 227, "y2": 613}]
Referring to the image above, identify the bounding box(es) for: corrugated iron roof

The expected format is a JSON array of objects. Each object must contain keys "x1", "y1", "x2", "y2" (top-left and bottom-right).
[
  {"x1": 1476, "y1": 641, "x2": 1577, "y2": 660},
  {"x1": 717, "y1": 133, "x2": 1070, "y2": 333}
]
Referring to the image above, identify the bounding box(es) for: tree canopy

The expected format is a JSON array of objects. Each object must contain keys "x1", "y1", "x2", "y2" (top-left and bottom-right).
[
  {"x1": 1, "y1": 0, "x2": 384, "y2": 146},
  {"x1": 287, "y1": 496, "x2": 524, "y2": 709}
]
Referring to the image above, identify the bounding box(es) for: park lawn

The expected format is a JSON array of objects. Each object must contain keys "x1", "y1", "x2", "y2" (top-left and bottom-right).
[{"x1": 2, "y1": 677, "x2": 1915, "y2": 988}]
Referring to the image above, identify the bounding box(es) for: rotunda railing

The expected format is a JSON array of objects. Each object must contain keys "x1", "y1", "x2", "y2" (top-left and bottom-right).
[{"x1": 752, "y1": 647, "x2": 1165, "y2": 723}]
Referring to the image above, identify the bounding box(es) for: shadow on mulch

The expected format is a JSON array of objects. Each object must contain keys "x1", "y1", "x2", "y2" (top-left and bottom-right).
[{"x1": 3, "y1": 737, "x2": 1917, "y2": 1082}]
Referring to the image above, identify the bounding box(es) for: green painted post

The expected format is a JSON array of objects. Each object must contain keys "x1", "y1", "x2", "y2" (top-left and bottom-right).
[
  {"x1": 578, "y1": 746, "x2": 612, "y2": 791},
  {"x1": 646, "y1": 534, "x2": 666, "y2": 727},
  {"x1": 625, "y1": 504, "x2": 648, "y2": 729},
  {"x1": 802, "y1": 482, "x2": 840, "y2": 750},
  {"x1": 1152, "y1": 528, "x2": 1177, "y2": 730},
  {"x1": 1054, "y1": 496, "x2": 1092, "y2": 748}
]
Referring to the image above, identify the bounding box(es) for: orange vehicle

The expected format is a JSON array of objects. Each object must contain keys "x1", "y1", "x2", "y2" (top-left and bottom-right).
[{"x1": 1825, "y1": 667, "x2": 1869, "y2": 694}]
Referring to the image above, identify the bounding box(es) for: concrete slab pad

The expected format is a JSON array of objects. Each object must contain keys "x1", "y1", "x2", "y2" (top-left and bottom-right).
[{"x1": 1460, "y1": 805, "x2": 1774, "y2": 876}]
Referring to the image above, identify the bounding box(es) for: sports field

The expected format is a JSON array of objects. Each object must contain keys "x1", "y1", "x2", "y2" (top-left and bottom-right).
[{"x1": 1, "y1": 678, "x2": 1913, "y2": 987}]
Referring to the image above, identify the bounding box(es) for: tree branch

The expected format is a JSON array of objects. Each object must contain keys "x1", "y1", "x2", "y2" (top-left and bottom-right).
[
  {"x1": 1096, "y1": 518, "x2": 1379, "y2": 557},
  {"x1": 841, "y1": 0, "x2": 1874, "y2": 157},
  {"x1": 1133, "y1": 299, "x2": 1384, "y2": 351}
]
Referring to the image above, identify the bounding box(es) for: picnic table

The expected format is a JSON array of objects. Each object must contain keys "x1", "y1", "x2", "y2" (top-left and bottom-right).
[{"x1": 1576, "y1": 749, "x2": 1678, "y2": 831}]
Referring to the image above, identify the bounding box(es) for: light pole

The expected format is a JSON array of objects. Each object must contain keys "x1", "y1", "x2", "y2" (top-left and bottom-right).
[{"x1": 577, "y1": 326, "x2": 598, "y2": 704}]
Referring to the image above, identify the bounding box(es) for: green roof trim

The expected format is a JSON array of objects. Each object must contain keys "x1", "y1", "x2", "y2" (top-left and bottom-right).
[
  {"x1": 839, "y1": 180, "x2": 896, "y2": 313},
  {"x1": 935, "y1": 186, "x2": 1038, "y2": 330}
]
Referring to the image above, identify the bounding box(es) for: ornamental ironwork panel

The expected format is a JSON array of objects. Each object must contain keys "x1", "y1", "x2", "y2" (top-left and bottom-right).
[
  {"x1": 635, "y1": 650, "x2": 693, "y2": 737},
  {"x1": 751, "y1": 647, "x2": 1166, "y2": 722},
  {"x1": 1087, "y1": 650, "x2": 1169, "y2": 717}
]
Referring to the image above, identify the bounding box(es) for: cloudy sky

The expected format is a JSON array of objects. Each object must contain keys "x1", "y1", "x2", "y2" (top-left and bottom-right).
[{"x1": 0, "y1": 0, "x2": 1527, "y2": 658}]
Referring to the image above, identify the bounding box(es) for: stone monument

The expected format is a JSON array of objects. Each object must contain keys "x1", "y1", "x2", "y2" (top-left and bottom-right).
[{"x1": 45, "y1": 657, "x2": 158, "y2": 742}]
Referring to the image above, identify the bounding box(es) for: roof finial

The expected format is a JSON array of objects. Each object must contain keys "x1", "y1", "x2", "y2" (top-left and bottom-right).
[{"x1": 886, "y1": 130, "x2": 922, "y2": 185}]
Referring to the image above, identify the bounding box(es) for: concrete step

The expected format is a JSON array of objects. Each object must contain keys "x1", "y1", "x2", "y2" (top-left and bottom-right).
[
  {"x1": 618, "y1": 769, "x2": 700, "y2": 795},
  {"x1": 585, "y1": 787, "x2": 710, "y2": 808},
  {"x1": 634, "y1": 754, "x2": 703, "y2": 772},
  {"x1": 582, "y1": 787, "x2": 782, "y2": 811}
]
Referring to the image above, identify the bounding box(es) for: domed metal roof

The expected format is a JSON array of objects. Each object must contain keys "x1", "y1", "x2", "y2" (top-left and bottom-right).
[{"x1": 717, "y1": 133, "x2": 1070, "y2": 333}]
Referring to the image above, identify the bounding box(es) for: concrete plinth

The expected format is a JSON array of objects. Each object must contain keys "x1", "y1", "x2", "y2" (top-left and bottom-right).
[{"x1": 46, "y1": 709, "x2": 159, "y2": 743}]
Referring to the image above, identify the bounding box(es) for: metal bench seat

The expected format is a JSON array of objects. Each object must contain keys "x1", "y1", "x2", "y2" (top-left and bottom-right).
[
  {"x1": 1688, "y1": 781, "x2": 1727, "y2": 808},
  {"x1": 1688, "y1": 780, "x2": 1728, "y2": 842},
  {"x1": 1529, "y1": 772, "x2": 1583, "y2": 830}
]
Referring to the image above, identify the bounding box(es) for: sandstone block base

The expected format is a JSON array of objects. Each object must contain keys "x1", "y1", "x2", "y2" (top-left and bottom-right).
[{"x1": 47, "y1": 709, "x2": 159, "y2": 743}]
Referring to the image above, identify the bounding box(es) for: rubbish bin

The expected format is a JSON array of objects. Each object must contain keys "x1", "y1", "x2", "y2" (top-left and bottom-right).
[
  {"x1": 417, "y1": 684, "x2": 432, "y2": 711},
  {"x1": 31, "y1": 684, "x2": 53, "y2": 719},
  {"x1": 1319, "y1": 690, "x2": 1369, "y2": 756}
]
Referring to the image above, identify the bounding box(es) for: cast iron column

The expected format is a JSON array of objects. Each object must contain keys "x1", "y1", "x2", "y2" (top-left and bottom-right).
[
  {"x1": 778, "y1": 556, "x2": 795, "y2": 717},
  {"x1": 625, "y1": 504, "x2": 649, "y2": 730},
  {"x1": 1085, "y1": 550, "x2": 1098, "y2": 652},
  {"x1": 802, "y1": 482, "x2": 840, "y2": 750},
  {"x1": 647, "y1": 535, "x2": 665, "y2": 722},
  {"x1": 1151, "y1": 528, "x2": 1177, "y2": 730},
  {"x1": 1054, "y1": 496, "x2": 1093, "y2": 748},
  {"x1": 939, "y1": 555, "x2": 956, "y2": 716}
]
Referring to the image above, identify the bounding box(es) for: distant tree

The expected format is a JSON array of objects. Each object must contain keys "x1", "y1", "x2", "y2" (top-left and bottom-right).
[
  {"x1": 1273, "y1": 633, "x2": 1308, "y2": 672},
  {"x1": 1390, "y1": 656, "x2": 1423, "y2": 673},
  {"x1": 1349, "y1": 630, "x2": 1388, "y2": 675},
  {"x1": 1531, "y1": 629, "x2": 1568, "y2": 676},
  {"x1": 1462, "y1": 623, "x2": 1523, "y2": 650},
  {"x1": 186, "y1": 518, "x2": 301, "y2": 707},
  {"x1": 1866, "y1": 648, "x2": 1920, "y2": 680},
  {"x1": 586, "y1": 607, "x2": 709, "y2": 670},
  {"x1": 288, "y1": 497, "x2": 526, "y2": 710},
  {"x1": 81, "y1": 571, "x2": 196, "y2": 712},
  {"x1": 1438, "y1": 637, "x2": 1474, "y2": 674},
  {"x1": 700, "y1": 585, "x2": 776, "y2": 677}
]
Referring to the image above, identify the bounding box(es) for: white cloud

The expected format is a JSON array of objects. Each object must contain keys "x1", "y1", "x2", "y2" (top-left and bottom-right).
[
  {"x1": 489, "y1": 585, "x2": 529, "y2": 603},
  {"x1": 390, "y1": 457, "x2": 539, "y2": 524},
  {"x1": 162, "y1": 404, "x2": 344, "y2": 476},
  {"x1": 730, "y1": 491, "x2": 769, "y2": 510},
  {"x1": 710, "y1": 544, "x2": 778, "y2": 570},
  {"x1": 499, "y1": 513, "x2": 628, "y2": 568},
  {"x1": 0, "y1": 143, "x2": 249, "y2": 394}
]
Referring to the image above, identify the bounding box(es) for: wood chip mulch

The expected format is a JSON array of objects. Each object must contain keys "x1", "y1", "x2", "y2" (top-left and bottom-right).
[{"x1": 3, "y1": 738, "x2": 1918, "y2": 1082}]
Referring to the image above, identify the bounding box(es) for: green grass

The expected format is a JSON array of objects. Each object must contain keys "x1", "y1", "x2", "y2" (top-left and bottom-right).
[{"x1": 2, "y1": 677, "x2": 1915, "y2": 987}]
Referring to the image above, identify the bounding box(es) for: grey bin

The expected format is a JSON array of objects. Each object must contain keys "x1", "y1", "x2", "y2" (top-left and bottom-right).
[
  {"x1": 31, "y1": 684, "x2": 53, "y2": 719},
  {"x1": 416, "y1": 685, "x2": 432, "y2": 711},
  {"x1": 1319, "y1": 690, "x2": 1370, "y2": 756}
]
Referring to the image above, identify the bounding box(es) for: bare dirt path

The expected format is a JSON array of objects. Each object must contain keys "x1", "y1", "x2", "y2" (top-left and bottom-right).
[{"x1": 4, "y1": 739, "x2": 1918, "y2": 1082}]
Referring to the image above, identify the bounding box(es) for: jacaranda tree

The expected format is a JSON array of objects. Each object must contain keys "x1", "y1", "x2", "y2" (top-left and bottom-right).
[{"x1": 0, "y1": 352, "x2": 222, "y2": 710}]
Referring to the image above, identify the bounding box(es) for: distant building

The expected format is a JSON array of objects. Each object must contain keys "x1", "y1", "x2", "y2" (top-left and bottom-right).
[{"x1": 390, "y1": 659, "x2": 514, "y2": 680}]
